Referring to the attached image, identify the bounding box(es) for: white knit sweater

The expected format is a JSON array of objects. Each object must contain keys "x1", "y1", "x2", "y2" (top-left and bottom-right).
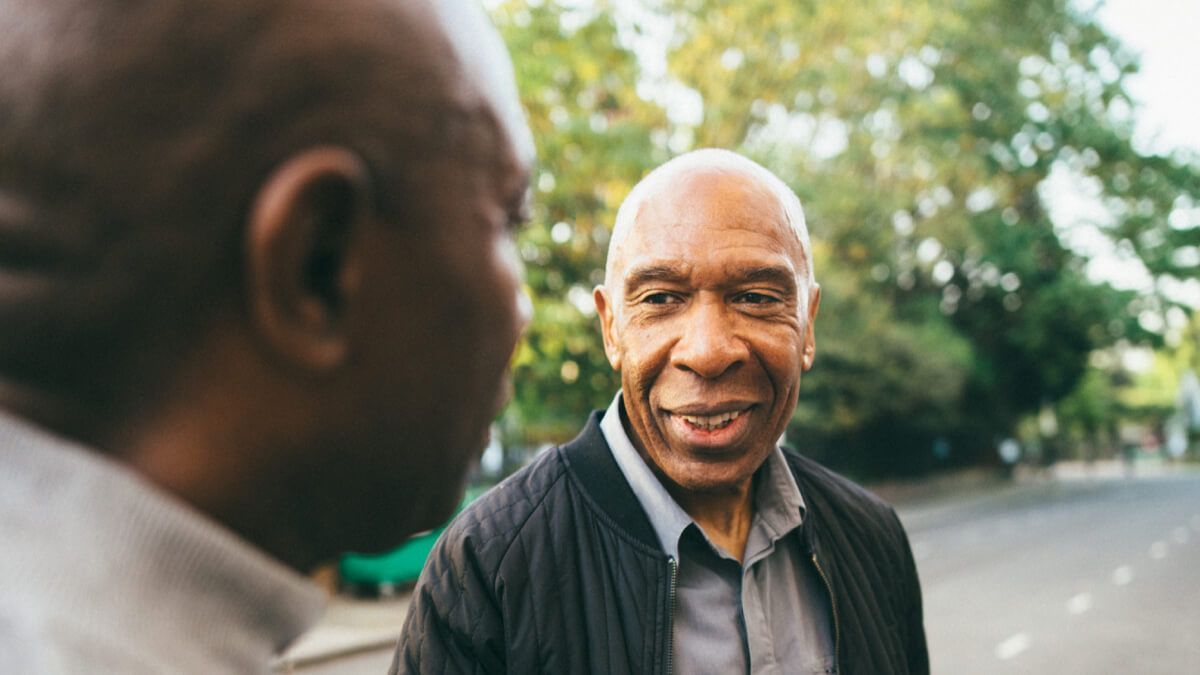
[{"x1": 0, "y1": 411, "x2": 325, "y2": 674}]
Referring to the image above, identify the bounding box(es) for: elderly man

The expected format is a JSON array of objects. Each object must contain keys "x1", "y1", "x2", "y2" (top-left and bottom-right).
[
  {"x1": 397, "y1": 149, "x2": 928, "y2": 674},
  {"x1": 0, "y1": 0, "x2": 531, "y2": 671}
]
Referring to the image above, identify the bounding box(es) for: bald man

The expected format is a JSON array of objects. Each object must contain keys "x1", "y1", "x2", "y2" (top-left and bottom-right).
[
  {"x1": 397, "y1": 150, "x2": 928, "y2": 674},
  {"x1": 0, "y1": 0, "x2": 531, "y2": 671}
]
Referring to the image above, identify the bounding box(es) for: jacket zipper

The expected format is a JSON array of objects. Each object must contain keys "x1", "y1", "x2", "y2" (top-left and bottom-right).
[
  {"x1": 664, "y1": 556, "x2": 678, "y2": 675},
  {"x1": 811, "y1": 552, "x2": 841, "y2": 673}
]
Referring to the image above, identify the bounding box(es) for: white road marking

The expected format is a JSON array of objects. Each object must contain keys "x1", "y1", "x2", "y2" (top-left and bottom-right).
[
  {"x1": 1150, "y1": 541, "x2": 1169, "y2": 560},
  {"x1": 1066, "y1": 593, "x2": 1093, "y2": 615},
  {"x1": 1112, "y1": 565, "x2": 1134, "y2": 586},
  {"x1": 1172, "y1": 527, "x2": 1189, "y2": 545},
  {"x1": 995, "y1": 632, "x2": 1031, "y2": 660}
]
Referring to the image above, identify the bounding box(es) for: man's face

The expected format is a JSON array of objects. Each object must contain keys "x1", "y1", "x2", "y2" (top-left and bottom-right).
[
  {"x1": 341, "y1": 121, "x2": 531, "y2": 545},
  {"x1": 596, "y1": 169, "x2": 819, "y2": 495},
  {"x1": 292, "y1": 0, "x2": 535, "y2": 555}
]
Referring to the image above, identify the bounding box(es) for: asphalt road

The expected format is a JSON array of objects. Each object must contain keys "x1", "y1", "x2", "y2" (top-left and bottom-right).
[{"x1": 907, "y1": 468, "x2": 1200, "y2": 674}]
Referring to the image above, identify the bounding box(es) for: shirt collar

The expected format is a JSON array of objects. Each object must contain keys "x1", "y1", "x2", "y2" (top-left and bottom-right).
[
  {"x1": 600, "y1": 393, "x2": 693, "y2": 559},
  {"x1": 599, "y1": 392, "x2": 806, "y2": 560},
  {"x1": 752, "y1": 439, "x2": 806, "y2": 546}
]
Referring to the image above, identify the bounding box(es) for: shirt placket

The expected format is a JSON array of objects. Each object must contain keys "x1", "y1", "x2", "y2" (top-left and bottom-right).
[{"x1": 743, "y1": 558, "x2": 780, "y2": 674}]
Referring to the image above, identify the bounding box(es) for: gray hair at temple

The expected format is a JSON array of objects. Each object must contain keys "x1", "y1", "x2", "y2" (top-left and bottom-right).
[{"x1": 605, "y1": 148, "x2": 816, "y2": 288}]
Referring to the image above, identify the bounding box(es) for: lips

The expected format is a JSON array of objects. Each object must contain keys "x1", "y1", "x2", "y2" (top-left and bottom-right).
[{"x1": 664, "y1": 403, "x2": 756, "y2": 449}]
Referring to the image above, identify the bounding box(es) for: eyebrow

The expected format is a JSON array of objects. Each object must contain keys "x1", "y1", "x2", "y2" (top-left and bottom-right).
[
  {"x1": 622, "y1": 263, "x2": 798, "y2": 296},
  {"x1": 735, "y1": 265, "x2": 798, "y2": 290},
  {"x1": 623, "y1": 263, "x2": 691, "y2": 294}
]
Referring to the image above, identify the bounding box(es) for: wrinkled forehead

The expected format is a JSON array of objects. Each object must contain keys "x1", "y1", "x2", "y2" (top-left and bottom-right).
[
  {"x1": 611, "y1": 166, "x2": 806, "y2": 283},
  {"x1": 428, "y1": 0, "x2": 535, "y2": 164}
]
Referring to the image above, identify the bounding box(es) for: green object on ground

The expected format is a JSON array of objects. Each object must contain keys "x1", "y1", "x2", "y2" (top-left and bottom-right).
[{"x1": 338, "y1": 486, "x2": 484, "y2": 596}]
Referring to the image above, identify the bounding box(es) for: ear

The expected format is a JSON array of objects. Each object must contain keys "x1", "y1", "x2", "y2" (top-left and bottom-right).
[
  {"x1": 593, "y1": 285, "x2": 622, "y2": 371},
  {"x1": 801, "y1": 283, "x2": 821, "y2": 371},
  {"x1": 245, "y1": 146, "x2": 373, "y2": 372}
]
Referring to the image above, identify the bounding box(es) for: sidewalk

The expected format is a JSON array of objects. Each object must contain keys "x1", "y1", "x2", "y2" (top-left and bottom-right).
[{"x1": 273, "y1": 596, "x2": 407, "y2": 673}]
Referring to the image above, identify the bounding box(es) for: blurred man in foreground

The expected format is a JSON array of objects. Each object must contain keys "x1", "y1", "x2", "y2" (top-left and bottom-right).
[
  {"x1": 397, "y1": 149, "x2": 928, "y2": 674},
  {"x1": 0, "y1": 0, "x2": 532, "y2": 671}
]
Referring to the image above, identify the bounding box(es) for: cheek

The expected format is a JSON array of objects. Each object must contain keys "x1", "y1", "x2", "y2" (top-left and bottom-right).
[
  {"x1": 617, "y1": 325, "x2": 674, "y2": 388},
  {"x1": 757, "y1": 326, "x2": 807, "y2": 379}
]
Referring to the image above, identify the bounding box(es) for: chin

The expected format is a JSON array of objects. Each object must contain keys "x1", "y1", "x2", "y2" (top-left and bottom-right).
[
  {"x1": 667, "y1": 449, "x2": 772, "y2": 491},
  {"x1": 422, "y1": 483, "x2": 467, "y2": 528},
  {"x1": 674, "y1": 470, "x2": 755, "y2": 494}
]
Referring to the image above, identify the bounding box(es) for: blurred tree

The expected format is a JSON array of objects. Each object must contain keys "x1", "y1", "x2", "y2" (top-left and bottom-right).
[
  {"x1": 1056, "y1": 367, "x2": 1119, "y2": 460},
  {"x1": 490, "y1": 1, "x2": 670, "y2": 444},
  {"x1": 487, "y1": 0, "x2": 1198, "y2": 476}
]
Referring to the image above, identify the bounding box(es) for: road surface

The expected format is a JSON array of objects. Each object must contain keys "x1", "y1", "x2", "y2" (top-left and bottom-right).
[{"x1": 909, "y1": 467, "x2": 1200, "y2": 674}]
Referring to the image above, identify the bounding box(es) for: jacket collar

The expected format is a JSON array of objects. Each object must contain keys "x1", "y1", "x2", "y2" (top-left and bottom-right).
[{"x1": 559, "y1": 410, "x2": 663, "y2": 553}]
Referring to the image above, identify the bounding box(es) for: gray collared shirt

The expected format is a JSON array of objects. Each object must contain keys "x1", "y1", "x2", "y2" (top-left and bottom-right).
[{"x1": 601, "y1": 393, "x2": 836, "y2": 674}]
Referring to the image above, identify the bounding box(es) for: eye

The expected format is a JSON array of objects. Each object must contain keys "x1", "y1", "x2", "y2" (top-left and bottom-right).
[
  {"x1": 736, "y1": 291, "x2": 779, "y2": 304},
  {"x1": 503, "y1": 185, "x2": 531, "y2": 235},
  {"x1": 642, "y1": 292, "x2": 680, "y2": 305},
  {"x1": 504, "y1": 215, "x2": 523, "y2": 237}
]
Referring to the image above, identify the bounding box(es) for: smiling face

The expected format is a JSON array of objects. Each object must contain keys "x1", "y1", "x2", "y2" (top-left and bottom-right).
[{"x1": 595, "y1": 165, "x2": 819, "y2": 495}]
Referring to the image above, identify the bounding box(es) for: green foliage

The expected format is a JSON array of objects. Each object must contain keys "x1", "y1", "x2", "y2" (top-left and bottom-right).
[
  {"x1": 490, "y1": 1, "x2": 671, "y2": 442},
  {"x1": 488, "y1": 0, "x2": 1198, "y2": 476}
]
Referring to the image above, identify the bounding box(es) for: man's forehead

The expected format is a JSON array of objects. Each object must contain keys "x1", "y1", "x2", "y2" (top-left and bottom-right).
[
  {"x1": 615, "y1": 170, "x2": 800, "y2": 267},
  {"x1": 638, "y1": 170, "x2": 790, "y2": 231}
]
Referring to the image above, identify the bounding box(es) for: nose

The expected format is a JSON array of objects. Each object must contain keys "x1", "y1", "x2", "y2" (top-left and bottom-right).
[{"x1": 670, "y1": 297, "x2": 748, "y2": 379}]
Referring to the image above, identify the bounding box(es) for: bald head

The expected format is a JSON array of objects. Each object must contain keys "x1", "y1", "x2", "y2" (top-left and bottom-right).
[
  {"x1": 0, "y1": 0, "x2": 528, "y2": 414},
  {"x1": 606, "y1": 149, "x2": 814, "y2": 289}
]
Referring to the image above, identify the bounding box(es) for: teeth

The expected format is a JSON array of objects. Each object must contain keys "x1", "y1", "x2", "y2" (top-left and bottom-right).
[{"x1": 679, "y1": 409, "x2": 744, "y2": 431}]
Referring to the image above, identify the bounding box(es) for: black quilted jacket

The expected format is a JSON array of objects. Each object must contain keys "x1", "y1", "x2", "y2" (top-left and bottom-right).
[{"x1": 393, "y1": 412, "x2": 929, "y2": 674}]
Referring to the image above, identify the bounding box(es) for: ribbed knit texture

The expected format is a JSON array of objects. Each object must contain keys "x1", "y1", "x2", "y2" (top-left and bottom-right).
[{"x1": 0, "y1": 411, "x2": 325, "y2": 674}]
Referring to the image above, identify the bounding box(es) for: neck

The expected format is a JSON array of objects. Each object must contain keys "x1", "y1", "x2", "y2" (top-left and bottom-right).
[
  {"x1": 668, "y1": 478, "x2": 756, "y2": 564},
  {"x1": 119, "y1": 391, "x2": 327, "y2": 573},
  {"x1": 0, "y1": 372, "x2": 325, "y2": 572},
  {"x1": 0, "y1": 378, "x2": 119, "y2": 452}
]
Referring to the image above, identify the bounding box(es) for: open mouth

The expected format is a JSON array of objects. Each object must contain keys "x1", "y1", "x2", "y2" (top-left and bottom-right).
[{"x1": 677, "y1": 408, "x2": 747, "y2": 432}]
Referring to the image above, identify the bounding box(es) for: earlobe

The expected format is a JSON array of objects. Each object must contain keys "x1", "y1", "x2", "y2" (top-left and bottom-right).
[
  {"x1": 593, "y1": 286, "x2": 621, "y2": 371},
  {"x1": 245, "y1": 146, "x2": 374, "y2": 372}
]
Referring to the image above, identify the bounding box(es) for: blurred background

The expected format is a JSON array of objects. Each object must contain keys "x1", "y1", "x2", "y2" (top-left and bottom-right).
[
  {"x1": 277, "y1": 0, "x2": 1200, "y2": 672},
  {"x1": 493, "y1": 0, "x2": 1198, "y2": 477}
]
